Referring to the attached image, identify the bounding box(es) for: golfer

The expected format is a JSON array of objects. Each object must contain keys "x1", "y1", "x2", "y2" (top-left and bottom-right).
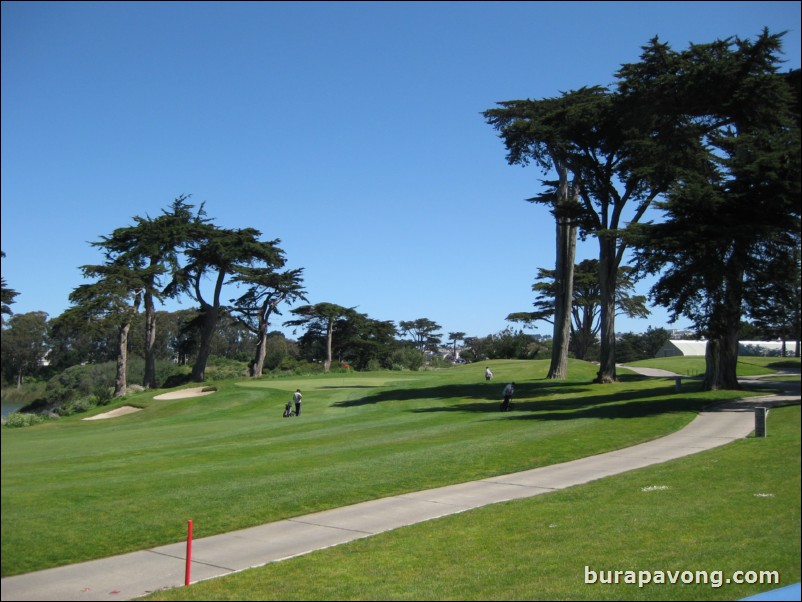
[
  {"x1": 293, "y1": 388, "x2": 303, "y2": 416},
  {"x1": 500, "y1": 382, "x2": 515, "y2": 411}
]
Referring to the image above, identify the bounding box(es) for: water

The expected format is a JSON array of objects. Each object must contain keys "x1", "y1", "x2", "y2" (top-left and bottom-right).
[{"x1": 2, "y1": 401, "x2": 26, "y2": 418}]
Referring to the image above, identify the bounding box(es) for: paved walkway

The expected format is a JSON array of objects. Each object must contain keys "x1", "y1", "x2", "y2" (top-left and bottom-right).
[{"x1": 2, "y1": 370, "x2": 799, "y2": 601}]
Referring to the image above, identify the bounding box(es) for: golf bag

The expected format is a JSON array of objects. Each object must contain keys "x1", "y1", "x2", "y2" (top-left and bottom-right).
[{"x1": 283, "y1": 401, "x2": 295, "y2": 417}]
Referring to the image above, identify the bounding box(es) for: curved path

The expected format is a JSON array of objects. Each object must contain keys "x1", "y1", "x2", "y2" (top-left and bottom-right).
[{"x1": 2, "y1": 371, "x2": 799, "y2": 601}]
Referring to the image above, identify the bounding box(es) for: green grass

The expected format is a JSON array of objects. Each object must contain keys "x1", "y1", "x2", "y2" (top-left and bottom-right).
[
  {"x1": 622, "y1": 355, "x2": 800, "y2": 379},
  {"x1": 1, "y1": 358, "x2": 796, "y2": 583},
  {"x1": 143, "y1": 404, "x2": 801, "y2": 601},
  {"x1": 624, "y1": 356, "x2": 709, "y2": 376}
]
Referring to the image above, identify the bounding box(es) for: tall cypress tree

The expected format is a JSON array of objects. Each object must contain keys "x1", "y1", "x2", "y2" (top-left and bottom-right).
[
  {"x1": 92, "y1": 196, "x2": 203, "y2": 388},
  {"x1": 627, "y1": 33, "x2": 800, "y2": 389}
]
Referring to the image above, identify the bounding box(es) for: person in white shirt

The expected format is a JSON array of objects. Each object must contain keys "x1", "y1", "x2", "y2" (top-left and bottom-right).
[{"x1": 293, "y1": 388, "x2": 303, "y2": 416}]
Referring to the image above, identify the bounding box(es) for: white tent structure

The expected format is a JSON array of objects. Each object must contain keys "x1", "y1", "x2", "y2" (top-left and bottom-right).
[
  {"x1": 655, "y1": 340, "x2": 793, "y2": 357},
  {"x1": 655, "y1": 340, "x2": 708, "y2": 357}
]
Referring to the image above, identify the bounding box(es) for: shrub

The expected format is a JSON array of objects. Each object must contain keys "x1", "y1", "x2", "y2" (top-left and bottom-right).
[
  {"x1": 161, "y1": 372, "x2": 191, "y2": 388},
  {"x1": 46, "y1": 363, "x2": 116, "y2": 403},
  {"x1": 93, "y1": 384, "x2": 113, "y2": 406},
  {"x1": 55, "y1": 399, "x2": 95, "y2": 417},
  {"x1": 264, "y1": 346, "x2": 289, "y2": 371},
  {"x1": 204, "y1": 357, "x2": 249, "y2": 381},
  {"x1": 275, "y1": 357, "x2": 325, "y2": 376},
  {"x1": 0, "y1": 381, "x2": 48, "y2": 406},
  {"x1": 2, "y1": 412, "x2": 47, "y2": 428},
  {"x1": 428, "y1": 356, "x2": 452, "y2": 369},
  {"x1": 389, "y1": 348, "x2": 424, "y2": 371}
]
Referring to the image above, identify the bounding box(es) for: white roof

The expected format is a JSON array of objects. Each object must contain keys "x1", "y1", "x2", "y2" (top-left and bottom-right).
[
  {"x1": 658, "y1": 340, "x2": 708, "y2": 356},
  {"x1": 655, "y1": 339, "x2": 792, "y2": 357}
]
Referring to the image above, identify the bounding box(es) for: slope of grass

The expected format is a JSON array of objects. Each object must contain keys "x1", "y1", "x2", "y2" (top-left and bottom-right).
[
  {"x1": 0, "y1": 359, "x2": 789, "y2": 577},
  {"x1": 143, "y1": 404, "x2": 800, "y2": 601}
]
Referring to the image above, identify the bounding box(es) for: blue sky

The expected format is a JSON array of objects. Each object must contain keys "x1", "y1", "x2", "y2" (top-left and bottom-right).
[{"x1": 2, "y1": 1, "x2": 800, "y2": 341}]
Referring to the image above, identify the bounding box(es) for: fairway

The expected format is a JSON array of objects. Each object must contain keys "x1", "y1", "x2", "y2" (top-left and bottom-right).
[
  {"x1": 239, "y1": 374, "x2": 427, "y2": 391},
  {"x1": 1, "y1": 359, "x2": 792, "y2": 578}
]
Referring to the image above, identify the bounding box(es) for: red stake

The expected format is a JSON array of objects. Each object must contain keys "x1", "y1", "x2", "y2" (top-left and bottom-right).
[{"x1": 185, "y1": 520, "x2": 193, "y2": 586}]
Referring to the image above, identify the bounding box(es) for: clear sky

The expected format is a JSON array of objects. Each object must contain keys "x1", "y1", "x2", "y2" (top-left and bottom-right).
[{"x1": 2, "y1": 1, "x2": 800, "y2": 341}]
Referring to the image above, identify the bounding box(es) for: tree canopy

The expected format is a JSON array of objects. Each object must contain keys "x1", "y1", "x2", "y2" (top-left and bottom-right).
[
  {"x1": 486, "y1": 29, "x2": 799, "y2": 386},
  {"x1": 510, "y1": 260, "x2": 649, "y2": 360},
  {"x1": 1, "y1": 251, "x2": 20, "y2": 326}
]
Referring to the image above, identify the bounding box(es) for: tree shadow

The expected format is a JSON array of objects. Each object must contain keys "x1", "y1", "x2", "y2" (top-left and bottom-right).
[
  {"x1": 504, "y1": 395, "x2": 708, "y2": 421},
  {"x1": 331, "y1": 374, "x2": 706, "y2": 420},
  {"x1": 332, "y1": 382, "x2": 528, "y2": 408},
  {"x1": 319, "y1": 385, "x2": 382, "y2": 389}
]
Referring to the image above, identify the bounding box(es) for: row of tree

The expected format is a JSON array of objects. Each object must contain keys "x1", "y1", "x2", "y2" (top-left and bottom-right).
[
  {"x1": 4, "y1": 206, "x2": 489, "y2": 391},
  {"x1": 65, "y1": 197, "x2": 310, "y2": 395},
  {"x1": 485, "y1": 29, "x2": 801, "y2": 389},
  {"x1": 5, "y1": 244, "x2": 495, "y2": 387},
  {"x1": 2, "y1": 199, "x2": 320, "y2": 392},
  {"x1": 1, "y1": 295, "x2": 677, "y2": 396}
]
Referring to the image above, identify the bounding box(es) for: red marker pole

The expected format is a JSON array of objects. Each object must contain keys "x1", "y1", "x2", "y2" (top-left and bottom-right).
[{"x1": 185, "y1": 520, "x2": 193, "y2": 586}]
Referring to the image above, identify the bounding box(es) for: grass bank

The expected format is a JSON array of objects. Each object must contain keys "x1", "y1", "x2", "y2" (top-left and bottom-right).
[
  {"x1": 1, "y1": 359, "x2": 795, "y2": 579},
  {"x1": 143, "y1": 404, "x2": 800, "y2": 601}
]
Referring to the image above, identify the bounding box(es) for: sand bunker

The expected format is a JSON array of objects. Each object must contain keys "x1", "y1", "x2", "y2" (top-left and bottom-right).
[
  {"x1": 153, "y1": 387, "x2": 217, "y2": 400},
  {"x1": 81, "y1": 388, "x2": 215, "y2": 421},
  {"x1": 82, "y1": 388, "x2": 215, "y2": 421},
  {"x1": 83, "y1": 405, "x2": 143, "y2": 420}
]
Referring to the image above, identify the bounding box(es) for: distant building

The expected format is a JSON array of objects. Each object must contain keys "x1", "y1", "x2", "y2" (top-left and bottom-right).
[
  {"x1": 655, "y1": 340, "x2": 793, "y2": 358},
  {"x1": 655, "y1": 340, "x2": 708, "y2": 357}
]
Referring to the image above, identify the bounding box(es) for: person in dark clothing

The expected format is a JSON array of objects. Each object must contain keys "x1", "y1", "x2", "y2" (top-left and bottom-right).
[{"x1": 500, "y1": 382, "x2": 515, "y2": 411}]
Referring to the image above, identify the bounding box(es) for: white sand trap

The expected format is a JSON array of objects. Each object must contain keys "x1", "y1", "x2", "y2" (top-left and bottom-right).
[
  {"x1": 153, "y1": 387, "x2": 216, "y2": 400},
  {"x1": 83, "y1": 405, "x2": 143, "y2": 420}
]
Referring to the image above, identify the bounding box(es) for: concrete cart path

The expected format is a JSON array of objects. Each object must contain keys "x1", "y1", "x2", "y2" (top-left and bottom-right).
[{"x1": 2, "y1": 373, "x2": 799, "y2": 602}]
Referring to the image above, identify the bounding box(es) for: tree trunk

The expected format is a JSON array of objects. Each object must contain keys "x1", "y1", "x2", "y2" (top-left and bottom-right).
[
  {"x1": 250, "y1": 298, "x2": 280, "y2": 377},
  {"x1": 191, "y1": 267, "x2": 227, "y2": 383},
  {"x1": 595, "y1": 235, "x2": 618, "y2": 383},
  {"x1": 718, "y1": 325, "x2": 741, "y2": 389},
  {"x1": 143, "y1": 292, "x2": 158, "y2": 389},
  {"x1": 117, "y1": 293, "x2": 142, "y2": 397},
  {"x1": 114, "y1": 321, "x2": 130, "y2": 398},
  {"x1": 191, "y1": 306, "x2": 218, "y2": 382},
  {"x1": 324, "y1": 317, "x2": 334, "y2": 373},
  {"x1": 703, "y1": 338, "x2": 721, "y2": 390},
  {"x1": 250, "y1": 320, "x2": 268, "y2": 378},
  {"x1": 547, "y1": 165, "x2": 577, "y2": 380},
  {"x1": 571, "y1": 303, "x2": 595, "y2": 360},
  {"x1": 704, "y1": 245, "x2": 747, "y2": 390},
  {"x1": 548, "y1": 216, "x2": 576, "y2": 378},
  {"x1": 703, "y1": 333, "x2": 740, "y2": 390}
]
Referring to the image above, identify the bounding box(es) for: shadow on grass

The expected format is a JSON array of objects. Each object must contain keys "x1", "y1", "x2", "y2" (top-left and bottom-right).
[
  {"x1": 332, "y1": 375, "x2": 712, "y2": 420},
  {"x1": 332, "y1": 379, "x2": 590, "y2": 407},
  {"x1": 319, "y1": 385, "x2": 383, "y2": 389},
  {"x1": 503, "y1": 395, "x2": 708, "y2": 421}
]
